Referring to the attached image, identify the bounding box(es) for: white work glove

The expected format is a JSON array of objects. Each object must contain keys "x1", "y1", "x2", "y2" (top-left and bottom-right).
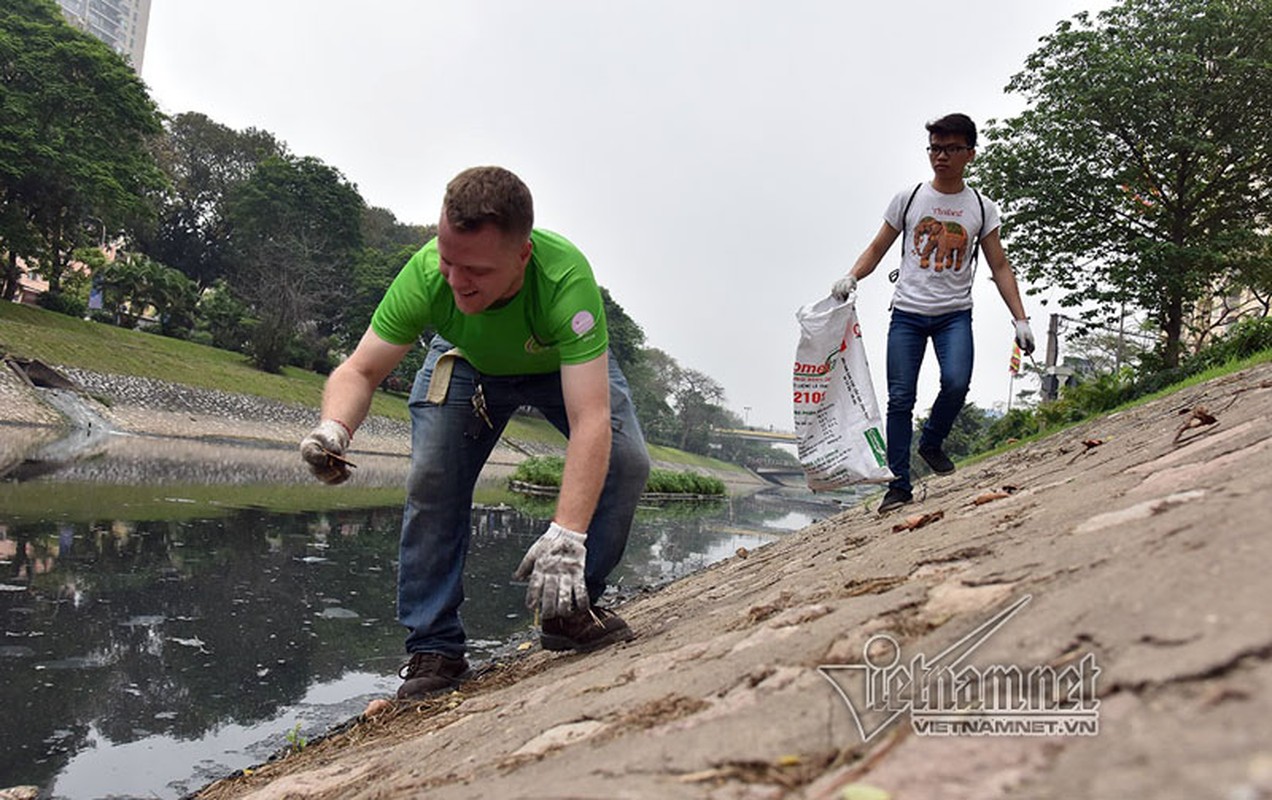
[
  {"x1": 1013, "y1": 318, "x2": 1036, "y2": 356},
  {"x1": 831, "y1": 274, "x2": 858, "y2": 302},
  {"x1": 299, "y1": 419, "x2": 353, "y2": 484},
  {"x1": 513, "y1": 522, "x2": 589, "y2": 619}
]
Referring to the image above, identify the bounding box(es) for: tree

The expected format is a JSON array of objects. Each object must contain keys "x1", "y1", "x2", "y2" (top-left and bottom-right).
[
  {"x1": 193, "y1": 279, "x2": 252, "y2": 352},
  {"x1": 672, "y1": 367, "x2": 727, "y2": 453},
  {"x1": 628, "y1": 346, "x2": 680, "y2": 446},
  {"x1": 0, "y1": 0, "x2": 164, "y2": 303},
  {"x1": 336, "y1": 206, "x2": 436, "y2": 355},
  {"x1": 341, "y1": 243, "x2": 419, "y2": 353},
  {"x1": 599, "y1": 287, "x2": 647, "y2": 379},
  {"x1": 361, "y1": 205, "x2": 433, "y2": 253},
  {"x1": 94, "y1": 252, "x2": 198, "y2": 335},
  {"x1": 139, "y1": 112, "x2": 284, "y2": 290},
  {"x1": 974, "y1": 0, "x2": 1272, "y2": 368},
  {"x1": 225, "y1": 155, "x2": 364, "y2": 372}
]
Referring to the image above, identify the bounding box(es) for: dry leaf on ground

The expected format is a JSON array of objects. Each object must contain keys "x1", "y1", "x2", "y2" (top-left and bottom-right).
[
  {"x1": 1174, "y1": 405, "x2": 1219, "y2": 444},
  {"x1": 891, "y1": 510, "x2": 945, "y2": 533}
]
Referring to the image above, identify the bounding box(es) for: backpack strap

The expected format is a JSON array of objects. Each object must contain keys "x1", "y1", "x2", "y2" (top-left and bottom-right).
[
  {"x1": 888, "y1": 183, "x2": 923, "y2": 284},
  {"x1": 969, "y1": 187, "x2": 985, "y2": 268},
  {"x1": 959, "y1": 187, "x2": 986, "y2": 301}
]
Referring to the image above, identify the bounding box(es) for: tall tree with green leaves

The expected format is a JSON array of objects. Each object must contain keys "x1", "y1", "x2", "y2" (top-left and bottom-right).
[
  {"x1": 225, "y1": 155, "x2": 364, "y2": 372},
  {"x1": 628, "y1": 346, "x2": 679, "y2": 446},
  {"x1": 672, "y1": 367, "x2": 727, "y2": 453},
  {"x1": 974, "y1": 0, "x2": 1272, "y2": 368},
  {"x1": 0, "y1": 0, "x2": 164, "y2": 303},
  {"x1": 139, "y1": 112, "x2": 284, "y2": 290},
  {"x1": 599, "y1": 287, "x2": 647, "y2": 381},
  {"x1": 339, "y1": 206, "x2": 434, "y2": 355},
  {"x1": 361, "y1": 205, "x2": 433, "y2": 254}
]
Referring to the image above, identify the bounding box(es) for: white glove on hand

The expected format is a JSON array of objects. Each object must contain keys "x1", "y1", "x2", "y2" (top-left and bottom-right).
[
  {"x1": 299, "y1": 419, "x2": 353, "y2": 484},
  {"x1": 831, "y1": 274, "x2": 858, "y2": 302},
  {"x1": 1013, "y1": 318, "x2": 1036, "y2": 356},
  {"x1": 513, "y1": 522, "x2": 589, "y2": 619}
]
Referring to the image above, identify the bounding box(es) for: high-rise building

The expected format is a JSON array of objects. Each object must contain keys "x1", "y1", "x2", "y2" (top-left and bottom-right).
[{"x1": 57, "y1": 0, "x2": 152, "y2": 74}]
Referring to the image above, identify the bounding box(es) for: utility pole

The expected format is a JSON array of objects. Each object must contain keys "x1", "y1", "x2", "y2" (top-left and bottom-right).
[{"x1": 1042, "y1": 313, "x2": 1061, "y2": 402}]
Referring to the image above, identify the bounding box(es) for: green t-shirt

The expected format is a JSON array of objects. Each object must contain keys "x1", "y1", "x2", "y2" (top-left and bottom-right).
[{"x1": 370, "y1": 228, "x2": 608, "y2": 375}]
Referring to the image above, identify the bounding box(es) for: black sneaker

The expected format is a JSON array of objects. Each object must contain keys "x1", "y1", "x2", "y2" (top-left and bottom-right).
[
  {"x1": 540, "y1": 605, "x2": 636, "y2": 653},
  {"x1": 396, "y1": 652, "x2": 471, "y2": 700},
  {"x1": 918, "y1": 446, "x2": 956, "y2": 475},
  {"x1": 877, "y1": 487, "x2": 913, "y2": 514}
]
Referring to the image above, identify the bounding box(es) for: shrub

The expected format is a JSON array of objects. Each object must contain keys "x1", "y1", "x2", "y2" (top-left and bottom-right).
[
  {"x1": 37, "y1": 291, "x2": 87, "y2": 318},
  {"x1": 511, "y1": 458, "x2": 724, "y2": 496},
  {"x1": 970, "y1": 315, "x2": 1272, "y2": 457},
  {"x1": 645, "y1": 468, "x2": 724, "y2": 496},
  {"x1": 1185, "y1": 317, "x2": 1272, "y2": 372},
  {"x1": 511, "y1": 456, "x2": 566, "y2": 488}
]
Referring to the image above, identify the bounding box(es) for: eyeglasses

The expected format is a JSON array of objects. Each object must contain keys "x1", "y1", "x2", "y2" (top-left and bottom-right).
[{"x1": 927, "y1": 144, "x2": 972, "y2": 156}]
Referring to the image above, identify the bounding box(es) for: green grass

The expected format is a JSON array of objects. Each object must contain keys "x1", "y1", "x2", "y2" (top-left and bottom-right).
[
  {"x1": 0, "y1": 302, "x2": 408, "y2": 420},
  {"x1": 502, "y1": 415, "x2": 568, "y2": 446},
  {"x1": 646, "y1": 443, "x2": 750, "y2": 475},
  {"x1": 962, "y1": 348, "x2": 1272, "y2": 468}
]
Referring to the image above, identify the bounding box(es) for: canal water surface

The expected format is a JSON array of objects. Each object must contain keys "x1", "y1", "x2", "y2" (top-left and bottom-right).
[{"x1": 0, "y1": 485, "x2": 846, "y2": 799}]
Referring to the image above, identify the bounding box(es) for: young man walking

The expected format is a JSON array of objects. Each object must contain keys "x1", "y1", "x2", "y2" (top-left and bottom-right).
[
  {"x1": 831, "y1": 113, "x2": 1035, "y2": 513},
  {"x1": 300, "y1": 166, "x2": 650, "y2": 699}
]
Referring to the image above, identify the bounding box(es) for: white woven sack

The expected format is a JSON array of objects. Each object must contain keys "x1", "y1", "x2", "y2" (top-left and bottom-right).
[{"x1": 793, "y1": 296, "x2": 891, "y2": 490}]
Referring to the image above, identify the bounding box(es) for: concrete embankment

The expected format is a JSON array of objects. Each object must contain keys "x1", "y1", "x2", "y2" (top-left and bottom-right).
[
  {"x1": 0, "y1": 364, "x2": 766, "y2": 491},
  {"x1": 181, "y1": 362, "x2": 1272, "y2": 800},
  {"x1": 0, "y1": 364, "x2": 418, "y2": 485}
]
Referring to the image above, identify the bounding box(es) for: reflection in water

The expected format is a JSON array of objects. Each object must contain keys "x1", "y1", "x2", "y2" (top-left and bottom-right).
[{"x1": 0, "y1": 492, "x2": 833, "y2": 799}]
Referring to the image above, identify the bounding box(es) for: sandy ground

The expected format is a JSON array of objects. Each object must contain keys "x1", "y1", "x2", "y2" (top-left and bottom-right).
[{"x1": 155, "y1": 361, "x2": 1272, "y2": 800}]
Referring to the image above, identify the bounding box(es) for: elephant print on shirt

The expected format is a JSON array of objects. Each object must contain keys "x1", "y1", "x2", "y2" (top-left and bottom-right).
[{"x1": 913, "y1": 216, "x2": 970, "y2": 272}]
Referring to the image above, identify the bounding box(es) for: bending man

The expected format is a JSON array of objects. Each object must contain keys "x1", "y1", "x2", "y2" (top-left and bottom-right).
[{"x1": 301, "y1": 166, "x2": 649, "y2": 700}]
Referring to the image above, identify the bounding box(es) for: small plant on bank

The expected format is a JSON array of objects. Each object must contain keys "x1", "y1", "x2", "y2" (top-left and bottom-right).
[
  {"x1": 510, "y1": 456, "x2": 725, "y2": 497},
  {"x1": 284, "y1": 723, "x2": 307, "y2": 754}
]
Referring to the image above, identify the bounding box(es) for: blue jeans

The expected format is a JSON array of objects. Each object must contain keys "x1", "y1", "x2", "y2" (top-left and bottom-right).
[
  {"x1": 885, "y1": 308, "x2": 974, "y2": 493},
  {"x1": 398, "y1": 336, "x2": 651, "y2": 657}
]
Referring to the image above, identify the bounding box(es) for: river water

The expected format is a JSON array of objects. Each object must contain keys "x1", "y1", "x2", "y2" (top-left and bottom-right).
[{"x1": 0, "y1": 474, "x2": 852, "y2": 799}]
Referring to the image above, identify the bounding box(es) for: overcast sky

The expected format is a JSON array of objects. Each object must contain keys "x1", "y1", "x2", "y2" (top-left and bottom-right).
[{"x1": 142, "y1": 1, "x2": 1112, "y2": 431}]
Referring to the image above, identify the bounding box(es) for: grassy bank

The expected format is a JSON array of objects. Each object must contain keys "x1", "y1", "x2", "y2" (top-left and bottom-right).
[
  {"x1": 1, "y1": 302, "x2": 751, "y2": 479},
  {"x1": 963, "y1": 347, "x2": 1272, "y2": 468},
  {"x1": 1, "y1": 301, "x2": 408, "y2": 420}
]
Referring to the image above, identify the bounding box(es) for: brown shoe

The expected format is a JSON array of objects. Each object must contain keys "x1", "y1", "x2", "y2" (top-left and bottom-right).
[
  {"x1": 396, "y1": 652, "x2": 471, "y2": 700},
  {"x1": 540, "y1": 606, "x2": 636, "y2": 653}
]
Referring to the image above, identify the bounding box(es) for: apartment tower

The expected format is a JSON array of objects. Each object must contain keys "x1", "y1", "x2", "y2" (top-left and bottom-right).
[{"x1": 58, "y1": 0, "x2": 152, "y2": 73}]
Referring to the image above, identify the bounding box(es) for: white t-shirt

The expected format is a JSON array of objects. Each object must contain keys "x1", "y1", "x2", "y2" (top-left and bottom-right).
[{"x1": 884, "y1": 183, "x2": 1000, "y2": 315}]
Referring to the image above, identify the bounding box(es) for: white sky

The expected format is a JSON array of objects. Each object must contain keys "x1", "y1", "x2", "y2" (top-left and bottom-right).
[{"x1": 142, "y1": 1, "x2": 1112, "y2": 431}]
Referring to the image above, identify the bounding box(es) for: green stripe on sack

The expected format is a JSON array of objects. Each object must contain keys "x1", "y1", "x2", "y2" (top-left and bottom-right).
[{"x1": 865, "y1": 428, "x2": 886, "y2": 467}]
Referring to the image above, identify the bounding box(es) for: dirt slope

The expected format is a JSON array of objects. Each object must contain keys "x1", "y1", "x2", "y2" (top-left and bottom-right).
[{"x1": 192, "y1": 362, "x2": 1272, "y2": 800}]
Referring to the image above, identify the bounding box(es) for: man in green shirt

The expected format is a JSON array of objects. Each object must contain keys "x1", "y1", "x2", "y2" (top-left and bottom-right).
[{"x1": 300, "y1": 166, "x2": 650, "y2": 700}]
